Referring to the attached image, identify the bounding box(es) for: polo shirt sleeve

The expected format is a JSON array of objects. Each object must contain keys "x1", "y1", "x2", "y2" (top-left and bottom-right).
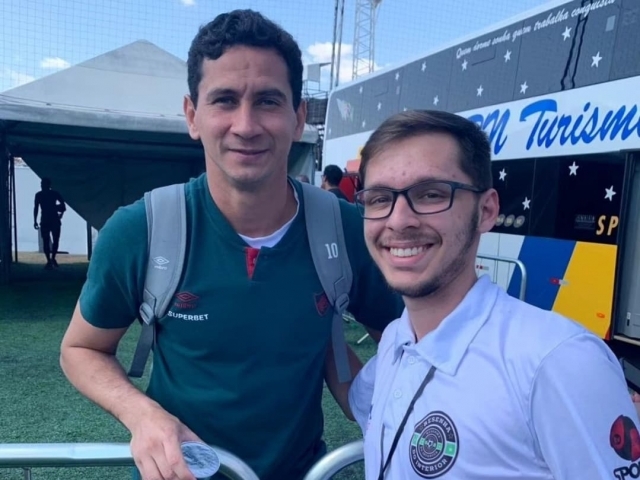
[
  {"x1": 339, "y1": 202, "x2": 405, "y2": 332},
  {"x1": 78, "y1": 200, "x2": 148, "y2": 329},
  {"x1": 349, "y1": 354, "x2": 378, "y2": 434},
  {"x1": 530, "y1": 332, "x2": 639, "y2": 479}
]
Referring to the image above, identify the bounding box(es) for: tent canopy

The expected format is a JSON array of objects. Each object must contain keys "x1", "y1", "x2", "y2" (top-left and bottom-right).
[{"x1": 0, "y1": 40, "x2": 318, "y2": 229}]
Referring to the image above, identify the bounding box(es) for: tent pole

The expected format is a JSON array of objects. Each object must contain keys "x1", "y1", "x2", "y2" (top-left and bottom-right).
[
  {"x1": 10, "y1": 154, "x2": 17, "y2": 263},
  {"x1": 0, "y1": 132, "x2": 10, "y2": 284},
  {"x1": 86, "y1": 222, "x2": 92, "y2": 261}
]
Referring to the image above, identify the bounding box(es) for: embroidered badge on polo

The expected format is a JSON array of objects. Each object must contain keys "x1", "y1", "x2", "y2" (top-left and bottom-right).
[{"x1": 409, "y1": 411, "x2": 459, "y2": 478}]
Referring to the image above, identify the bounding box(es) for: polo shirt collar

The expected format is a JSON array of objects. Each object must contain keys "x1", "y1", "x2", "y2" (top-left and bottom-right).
[{"x1": 392, "y1": 275, "x2": 499, "y2": 376}]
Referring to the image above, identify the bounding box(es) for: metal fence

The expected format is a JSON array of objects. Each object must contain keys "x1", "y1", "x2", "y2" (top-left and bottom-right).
[
  {"x1": 0, "y1": 443, "x2": 259, "y2": 480},
  {"x1": 303, "y1": 440, "x2": 363, "y2": 480},
  {"x1": 0, "y1": 440, "x2": 364, "y2": 480},
  {"x1": 475, "y1": 253, "x2": 527, "y2": 301}
]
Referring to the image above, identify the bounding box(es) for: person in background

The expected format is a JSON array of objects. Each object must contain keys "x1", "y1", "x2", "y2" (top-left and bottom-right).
[
  {"x1": 33, "y1": 177, "x2": 66, "y2": 269},
  {"x1": 321, "y1": 164, "x2": 349, "y2": 201}
]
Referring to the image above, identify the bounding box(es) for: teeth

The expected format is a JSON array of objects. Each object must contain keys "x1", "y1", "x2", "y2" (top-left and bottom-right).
[{"x1": 390, "y1": 247, "x2": 425, "y2": 258}]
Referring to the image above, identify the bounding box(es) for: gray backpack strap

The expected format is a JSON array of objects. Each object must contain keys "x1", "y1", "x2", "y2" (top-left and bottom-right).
[
  {"x1": 128, "y1": 183, "x2": 187, "y2": 378},
  {"x1": 301, "y1": 182, "x2": 353, "y2": 383}
]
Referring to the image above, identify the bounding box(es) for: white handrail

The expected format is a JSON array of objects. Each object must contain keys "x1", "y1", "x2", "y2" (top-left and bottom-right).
[
  {"x1": 476, "y1": 253, "x2": 527, "y2": 301},
  {"x1": 303, "y1": 440, "x2": 364, "y2": 480},
  {"x1": 0, "y1": 443, "x2": 259, "y2": 480}
]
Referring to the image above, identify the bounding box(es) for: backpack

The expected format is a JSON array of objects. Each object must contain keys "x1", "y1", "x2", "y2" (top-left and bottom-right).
[{"x1": 128, "y1": 181, "x2": 354, "y2": 384}]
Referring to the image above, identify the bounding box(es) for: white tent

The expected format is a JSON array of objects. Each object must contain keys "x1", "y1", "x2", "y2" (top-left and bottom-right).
[{"x1": 0, "y1": 40, "x2": 318, "y2": 232}]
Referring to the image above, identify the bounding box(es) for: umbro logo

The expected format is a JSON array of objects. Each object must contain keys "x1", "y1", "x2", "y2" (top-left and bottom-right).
[
  {"x1": 176, "y1": 292, "x2": 198, "y2": 302},
  {"x1": 174, "y1": 291, "x2": 199, "y2": 309},
  {"x1": 153, "y1": 256, "x2": 169, "y2": 270}
]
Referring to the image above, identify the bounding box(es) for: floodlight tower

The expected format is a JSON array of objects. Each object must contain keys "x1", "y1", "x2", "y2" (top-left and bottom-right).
[{"x1": 352, "y1": 0, "x2": 383, "y2": 80}]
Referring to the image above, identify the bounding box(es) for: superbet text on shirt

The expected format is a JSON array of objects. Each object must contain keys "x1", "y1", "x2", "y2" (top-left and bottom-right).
[{"x1": 348, "y1": 275, "x2": 640, "y2": 480}]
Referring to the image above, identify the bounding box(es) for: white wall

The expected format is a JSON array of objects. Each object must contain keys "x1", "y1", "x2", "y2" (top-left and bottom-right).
[{"x1": 15, "y1": 166, "x2": 95, "y2": 255}]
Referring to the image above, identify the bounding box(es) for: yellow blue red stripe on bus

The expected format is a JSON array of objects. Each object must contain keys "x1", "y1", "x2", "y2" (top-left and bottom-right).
[{"x1": 506, "y1": 237, "x2": 616, "y2": 339}]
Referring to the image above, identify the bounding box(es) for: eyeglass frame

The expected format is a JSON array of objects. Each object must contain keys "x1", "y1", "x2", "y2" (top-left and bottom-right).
[{"x1": 354, "y1": 179, "x2": 488, "y2": 220}]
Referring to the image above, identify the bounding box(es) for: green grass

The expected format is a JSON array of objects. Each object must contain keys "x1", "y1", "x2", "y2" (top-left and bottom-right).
[{"x1": 0, "y1": 254, "x2": 376, "y2": 479}]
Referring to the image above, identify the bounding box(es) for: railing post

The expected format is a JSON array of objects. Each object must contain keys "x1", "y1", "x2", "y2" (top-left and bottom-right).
[
  {"x1": 476, "y1": 254, "x2": 527, "y2": 301},
  {"x1": 303, "y1": 440, "x2": 364, "y2": 480},
  {"x1": 23, "y1": 467, "x2": 32, "y2": 480}
]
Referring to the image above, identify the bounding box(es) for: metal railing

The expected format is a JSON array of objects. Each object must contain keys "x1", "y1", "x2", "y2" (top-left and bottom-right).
[
  {"x1": 0, "y1": 440, "x2": 365, "y2": 480},
  {"x1": 303, "y1": 440, "x2": 364, "y2": 480},
  {"x1": 0, "y1": 443, "x2": 259, "y2": 480},
  {"x1": 476, "y1": 253, "x2": 527, "y2": 301}
]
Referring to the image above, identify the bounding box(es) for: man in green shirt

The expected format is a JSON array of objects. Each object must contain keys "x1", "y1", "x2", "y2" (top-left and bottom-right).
[{"x1": 59, "y1": 9, "x2": 403, "y2": 480}]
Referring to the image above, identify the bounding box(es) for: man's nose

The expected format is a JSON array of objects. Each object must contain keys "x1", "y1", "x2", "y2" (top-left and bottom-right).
[
  {"x1": 230, "y1": 103, "x2": 262, "y2": 138},
  {"x1": 385, "y1": 194, "x2": 421, "y2": 230}
]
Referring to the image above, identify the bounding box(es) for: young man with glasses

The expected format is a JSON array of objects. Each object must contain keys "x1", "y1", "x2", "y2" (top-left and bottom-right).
[{"x1": 330, "y1": 110, "x2": 639, "y2": 479}]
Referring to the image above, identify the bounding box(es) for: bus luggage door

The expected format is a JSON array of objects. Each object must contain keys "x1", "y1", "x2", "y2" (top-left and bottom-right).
[{"x1": 615, "y1": 152, "x2": 640, "y2": 340}]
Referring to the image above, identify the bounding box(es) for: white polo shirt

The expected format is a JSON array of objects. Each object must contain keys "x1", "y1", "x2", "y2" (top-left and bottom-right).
[{"x1": 349, "y1": 275, "x2": 640, "y2": 480}]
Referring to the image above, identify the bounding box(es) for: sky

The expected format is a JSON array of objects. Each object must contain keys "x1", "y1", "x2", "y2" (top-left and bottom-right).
[{"x1": 0, "y1": 0, "x2": 551, "y2": 93}]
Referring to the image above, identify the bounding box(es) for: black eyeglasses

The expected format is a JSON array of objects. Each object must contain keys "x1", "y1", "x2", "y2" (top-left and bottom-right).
[{"x1": 354, "y1": 180, "x2": 487, "y2": 220}]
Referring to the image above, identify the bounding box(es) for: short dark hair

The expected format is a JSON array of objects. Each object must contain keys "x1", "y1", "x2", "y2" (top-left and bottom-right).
[
  {"x1": 323, "y1": 164, "x2": 344, "y2": 186},
  {"x1": 187, "y1": 9, "x2": 304, "y2": 110},
  {"x1": 358, "y1": 110, "x2": 492, "y2": 190},
  {"x1": 41, "y1": 178, "x2": 52, "y2": 189}
]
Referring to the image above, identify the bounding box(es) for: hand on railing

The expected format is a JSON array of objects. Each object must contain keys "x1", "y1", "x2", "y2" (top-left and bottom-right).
[
  {"x1": 129, "y1": 406, "x2": 204, "y2": 480},
  {"x1": 0, "y1": 442, "x2": 259, "y2": 480}
]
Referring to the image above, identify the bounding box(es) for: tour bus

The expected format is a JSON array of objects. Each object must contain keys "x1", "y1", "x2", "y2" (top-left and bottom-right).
[{"x1": 323, "y1": 0, "x2": 640, "y2": 386}]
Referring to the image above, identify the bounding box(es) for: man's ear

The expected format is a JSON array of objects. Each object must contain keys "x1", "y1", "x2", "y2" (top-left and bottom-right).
[
  {"x1": 183, "y1": 95, "x2": 200, "y2": 141},
  {"x1": 293, "y1": 99, "x2": 308, "y2": 141},
  {"x1": 478, "y1": 188, "x2": 500, "y2": 234}
]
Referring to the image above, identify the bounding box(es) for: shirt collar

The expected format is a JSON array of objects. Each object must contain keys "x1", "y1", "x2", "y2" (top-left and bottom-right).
[{"x1": 392, "y1": 275, "x2": 499, "y2": 376}]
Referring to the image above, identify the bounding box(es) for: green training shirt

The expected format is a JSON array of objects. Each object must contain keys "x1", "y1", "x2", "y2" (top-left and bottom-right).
[{"x1": 79, "y1": 173, "x2": 404, "y2": 480}]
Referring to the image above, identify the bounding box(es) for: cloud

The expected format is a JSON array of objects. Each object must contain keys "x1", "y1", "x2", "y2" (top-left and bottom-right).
[
  {"x1": 304, "y1": 42, "x2": 352, "y2": 86},
  {"x1": 2, "y1": 68, "x2": 35, "y2": 88},
  {"x1": 180, "y1": 0, "x2": 196, "y2": 6},
  {"x1": 40, "y1": 57, "x2": 71, "y2": 70},
  {"x1": 306, "y1": 42, "x2": 351, "y2": 64},
  {"x1": 303, "y1": 41, "x2": 382, "y2": 88}
]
